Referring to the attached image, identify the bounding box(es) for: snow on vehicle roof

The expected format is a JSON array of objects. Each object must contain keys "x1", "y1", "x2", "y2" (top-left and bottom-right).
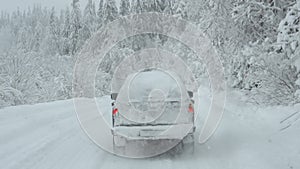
[{"x1": 117, "y1": 69, "x2": 188, "y2": 103}]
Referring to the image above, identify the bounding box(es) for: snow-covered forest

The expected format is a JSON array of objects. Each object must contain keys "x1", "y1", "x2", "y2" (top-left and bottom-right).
[{"x1": 0, "y1": 0, "x2": 300, "y2": 107}]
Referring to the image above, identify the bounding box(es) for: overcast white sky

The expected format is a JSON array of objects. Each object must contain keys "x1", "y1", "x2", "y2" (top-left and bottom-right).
[{"x1": 0, "y1": 0, "x2": 95, "y2": 13}]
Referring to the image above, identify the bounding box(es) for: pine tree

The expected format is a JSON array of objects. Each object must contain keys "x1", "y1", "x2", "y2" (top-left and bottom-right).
[
  {"x1": 82, "y1": 0, "x2": 97, "y2": 41},
  {"x1": 70, "y1": 0, "x2": 82, "y2": 55},
  {"x1": 97, "y1": 0, "x2": 104, "y2": 28},
  {"x1": 173, "y1": 1, "x2": 187, "y2": 19},
  {"x1": 120, "y1": 0, "x2": 130, "y2": 16},
  {"x1": 134, "y1": 0, "x2": 143, "y2": 14},
  {"x1": 103, "y1": 0, "x2": 118, "y2": 24},
  {"x1": 62, "y1": 7, "x2": 71, "y2": 55},
  {"x1": 33, "y1": 20, "x2": 44, "y2": 52},
  {"x1": 104, "y1": 0, "x2": 118, "y2": 24},
  {"x1": 157, "y1": 0, "x2": 168, "y2": 12},
  {"x1": 47, "y1": 7, "x2": 62, "y2": 55},
  {"x1": 150, "y1": 0, "x2": 161, "y2": 12},
  {"x1": 163, "y1": 0, "x2": 175, "y2": 15},
  {"x1": 84, "y1": 0, "x2": 97, "y2": 31},
  {"x1": 142, "y1": 0, "x2": 151, "y2": 12}
]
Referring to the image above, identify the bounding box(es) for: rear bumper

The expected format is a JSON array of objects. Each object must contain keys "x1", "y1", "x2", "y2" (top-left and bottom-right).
[
  {"x1": 112, "y1": 125, "x2": 195, "y2": 156},
  {"x1": 112, "y1": 124, "x2": 195, "y2": 145}
]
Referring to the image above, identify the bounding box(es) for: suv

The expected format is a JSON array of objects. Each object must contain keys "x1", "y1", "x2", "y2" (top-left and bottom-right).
[{"x1": 111, "y1": 69, "x2": 195, "y2": 156}]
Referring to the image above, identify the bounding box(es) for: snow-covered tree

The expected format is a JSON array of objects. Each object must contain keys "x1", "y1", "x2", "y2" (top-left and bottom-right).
[
  {"x1": 103, "y1": 0, "x2": 118, "y2": 24},
  {"x1": 244, "y1": 45, "x2": 299, "y2": 105},
  {"x1": 81, "y1": 0, "x2": 97, "y2": 43},
  {"x1": 231, "y1": 0, "x2": 295, "y2": 43},
  {"x1": 62, "y1": 7, "x2": 71, "y2": 55},
  {"x1": 83, "y1": 0, "x2": 97, "y2": 33},
  {"x1": 154, "y1": 0, "x2": 162, "y2": 12},
  {"x1": 173, "y1": 0, "x2": 187, "y2": 19},
  {"x1": 119, "y1": 0, "x2": 130, "y2": 16},
  {"x1": 133, "y1": 0, "x2": 143, "y2": 14},
  {"x1": 33, "y1": 21, "x2": 45, "y2": 52},
  {"x1": 43, "y1": 7, "x2": 62, "y2": 55},
  {"x1": 97, "y1": 0, "x2": 105, "y2": 28},
  {"x1": 277, "y1": 1, "x2": 300, "y2": 56},
  {"x1": 70, "y1": 0, "x2": 82, "y2": 55},
  {"x1": 275, "y1": 1, "x2": 300, "y2": 102},
  {"x1": 0, "y1": 50, "x2": 42, "y2": 106},
  {"x1": 163, "y1": 0, "x2": 176, "y2": 15}
]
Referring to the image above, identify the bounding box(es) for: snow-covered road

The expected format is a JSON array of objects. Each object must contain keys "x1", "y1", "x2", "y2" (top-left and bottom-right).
[{"x1": 0, "y1": 88, "x2": 299, "y2": 169}]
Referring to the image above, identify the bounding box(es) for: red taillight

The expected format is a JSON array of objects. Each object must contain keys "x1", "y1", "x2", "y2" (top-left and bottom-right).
[
  {"x1": 188, "y1": 104, "x2": 194, "y2": 113},
  {"x1": 113, "y1": 108, "x2": 118, "y2": 115}
]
